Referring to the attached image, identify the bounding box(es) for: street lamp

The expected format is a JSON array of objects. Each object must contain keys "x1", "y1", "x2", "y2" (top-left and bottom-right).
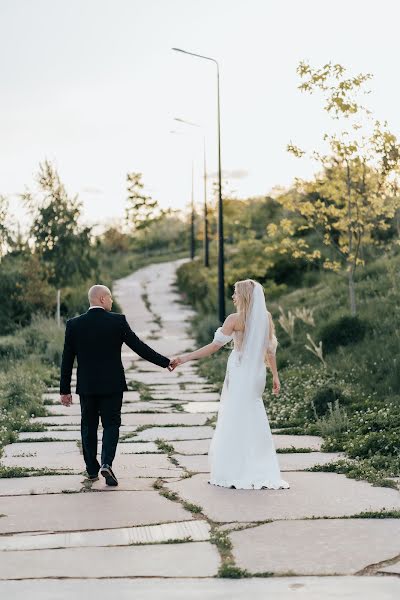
[
  {"x1": 174, "y1": 117, "x2": 209, "y2": 268},
  {"x1": 172, "y1": 47, "x2": 225, "y2": 321},
  {"x1": 170, "y1": 129, "x2": 196, "y2": 260}
]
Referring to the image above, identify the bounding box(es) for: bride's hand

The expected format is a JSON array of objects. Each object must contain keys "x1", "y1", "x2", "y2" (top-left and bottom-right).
[
  {"x1": 169, "y1": 356, "x2": 184, "y2": 371},
  {"x1": 272, "y1": 375, "x2": 280, "y2": 396}
]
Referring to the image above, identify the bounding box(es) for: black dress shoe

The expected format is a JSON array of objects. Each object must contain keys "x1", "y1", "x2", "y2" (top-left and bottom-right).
[{"x1": 100, "y1": 464, "x2": 118, "y2": 486}]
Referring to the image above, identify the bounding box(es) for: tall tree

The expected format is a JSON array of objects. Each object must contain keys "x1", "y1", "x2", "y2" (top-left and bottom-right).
[
  {"x1": 126, "y1": 172, "x2": 159, "y2": 232},
  {"x1": 23, "y1": 161, "x2": 95, "y2": 289},
  {"x1": 0, "y1": 195, "x2": 12, "y2": 260},
  {"x1": 273, "y1": 62, "x2": 400, "y2": 314}
]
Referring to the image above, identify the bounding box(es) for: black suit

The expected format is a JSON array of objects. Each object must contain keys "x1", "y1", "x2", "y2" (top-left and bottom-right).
[{"x1": 60, "y1": 308, "x2": 170, "y2": 475}]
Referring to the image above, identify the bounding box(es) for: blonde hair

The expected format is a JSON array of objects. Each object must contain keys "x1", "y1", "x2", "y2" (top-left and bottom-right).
[
  {"x1": 234, "y1": 279, "x2": 256, "y2": 331},
  {"x1": 235, "y1": 279, "x2": 276, "y2": 342}
]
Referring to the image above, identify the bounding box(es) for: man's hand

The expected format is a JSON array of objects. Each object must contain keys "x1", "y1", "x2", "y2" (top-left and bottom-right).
[
  {"x1": 60, "y1": 394, "x2": 73, "y2": 407},
  {"x1": 168, "y1": 357, "x2": 182, "y2": 371},
  {"x1": 272, "y1": 376, "x2": 280, "y2": 396}
]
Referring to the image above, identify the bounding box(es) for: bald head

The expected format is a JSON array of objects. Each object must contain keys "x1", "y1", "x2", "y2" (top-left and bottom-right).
[{"x1": 88, "y1": 285, "x2": 113, "y2": 311}]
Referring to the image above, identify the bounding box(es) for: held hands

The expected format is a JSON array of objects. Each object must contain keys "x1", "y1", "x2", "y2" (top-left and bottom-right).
[
  {"x1": 60, "y1": 394, "x2": 73, "y2": 407},
  {"x1": 168, "y1": 356, "x2": 184, "y2": 371}
]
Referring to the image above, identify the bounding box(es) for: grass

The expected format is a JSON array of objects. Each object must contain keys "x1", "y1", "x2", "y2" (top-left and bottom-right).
[
  {"x1": 152, "y1": 478, "x2": 164, "y2": 490},
  {"x1": 0, "y1": 465, "x2": 74, "y2": 478},
  {"x1": 348, "y1": 510, "x2": 400, "y2": 519},
  {"x1": 16, "y1": 437, "x2": 66, "y2": 443},
  {"x1": 276, "y1": 447, "x2": 314, "y2": 453},
  {"x1": 217, "y1": 564, "x2": 251, "y2": 579},
  {"x1": 182, "y1": 501, "x2": 203, "y2": 514},
  {"x1": 302, "y1": 509, "x2": 400, "y2": 520},
  {"x1": 128, "y1": 536, "x2": 193, "y2": 547},
  {"x1": 306, "y1": 460, "x2": 398, "y2": 489},
  {"x1": 155, "y1": 439, "x2": 175, "y2": 454},
  {"x1": 209, "y1": 525, "x2": 255, "y2": 578},
  {"x1": 160, "y1": 489, "x2": 179, "y2": 501}
]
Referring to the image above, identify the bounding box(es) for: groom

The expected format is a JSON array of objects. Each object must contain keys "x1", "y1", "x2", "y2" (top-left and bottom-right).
[{"x1": 59, "y1": 284, "x2": 172, "y2": 486}]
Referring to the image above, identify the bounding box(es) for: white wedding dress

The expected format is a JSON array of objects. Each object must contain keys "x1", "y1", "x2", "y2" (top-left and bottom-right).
[{"x1": 208, "y1": 283, "x2": 290, "y2": 490}]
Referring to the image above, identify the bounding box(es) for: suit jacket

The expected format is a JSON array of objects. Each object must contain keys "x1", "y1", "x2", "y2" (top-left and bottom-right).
[{"x1": 59, "y1": 308, "x2": 170, "y2": 395}]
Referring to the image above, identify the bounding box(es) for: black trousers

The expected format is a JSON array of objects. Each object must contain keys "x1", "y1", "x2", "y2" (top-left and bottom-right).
[{"x1": 79, "y1": 393, "x2": 123, "y2": 476}]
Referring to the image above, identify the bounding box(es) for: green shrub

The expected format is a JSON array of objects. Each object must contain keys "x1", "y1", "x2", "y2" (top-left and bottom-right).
[
  {"x1": 313, "y1": 400, "x2": 349, "y2": 437},
  {"x1": 319, "y1": 315, "x2": 369, "y2": 353},
  {"x1": 0, "y1": 363, "x2": 47, "y2": 416},
  {"x1": 263, "y1": 364, "x2": 349, "y2": 427},
  {"x1": 192, "y1": 313, "x2": 222, "y2": 347},
  {"x1": 20, "y1": 316, "x2": 64, "y2": 367},
  {"x1": 310, "y1": 385, "x2": 350, "y2": 417},
  {"x1": 0, "y1": 336, "x2": 26, "y2": 359},
  {"x1": 344, "y1": 430, "x2": 399, "y2": 459},
  {"x1": 176, "y1": 261, "x2": 217, "y2": 313}
]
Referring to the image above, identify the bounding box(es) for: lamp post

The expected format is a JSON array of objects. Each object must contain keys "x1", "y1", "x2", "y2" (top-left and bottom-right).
[
  {"x1": 174, "y1": 118, "x2": 209, "y2": 268},
  {"x1": 172, "y1": 47, "x2": 225, "y2": 321},
  {"x1": 170, "y1": 129, "x2": 196, "y2": 260}
]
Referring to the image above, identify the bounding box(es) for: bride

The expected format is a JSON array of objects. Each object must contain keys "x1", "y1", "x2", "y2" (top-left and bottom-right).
[{"x1": 171, "y1": 279, "x2": 290, "y2": 490}]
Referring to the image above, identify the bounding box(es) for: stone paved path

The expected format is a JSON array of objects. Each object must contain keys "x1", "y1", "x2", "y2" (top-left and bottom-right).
[{"x1": 0, "y1": 259, "x2": 399, "y2": 598}]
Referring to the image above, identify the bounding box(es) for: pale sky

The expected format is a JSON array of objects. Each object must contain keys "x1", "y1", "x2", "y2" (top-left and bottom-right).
[{"x1": 1, "y1": 0, "x2": 399, "y2": 228}]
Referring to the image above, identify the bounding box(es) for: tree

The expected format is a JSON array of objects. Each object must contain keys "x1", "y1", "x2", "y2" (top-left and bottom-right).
[
  {"x1": 0, "y1": 195, "x2": 12, "y2": 260},
  {"x1": 273, "y1": 62, "x2": 400, "y2": 314},
  {"x1": 126, "y1": 172, "x2": 159, "y2": 232},
  {"x1": 22, "y1": 161, "x2": 95, "y2": 289}
]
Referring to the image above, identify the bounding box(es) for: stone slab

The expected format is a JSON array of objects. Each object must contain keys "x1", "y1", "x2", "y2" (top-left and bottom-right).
[
  {"x1": 134, "y1": 426, "x2": 214, "y2": 442},
  {"x1": 119, "y1": 441, "x2": 161, "y2": 453},
  {"x1": 378, "y1": 560, "x2": 400, "y2": 575},
  {"x1": 278, "y1": 452, "x2": 344, "y2": 471},
  {"x1": 38, "y1": 425, "x2": 138, "y2": 434},
  {"x1": 171, "y1": 439, "x2": 210, "y2": 455},
  {"x1": 118, "y1": 413, "x2": 210, "y2": 426},
  {"x1": 44, "y1": 391, "x2": 141, "y2": 404},
  {"x1": 166, "y1": 472, "x2": 400, "y2": 522},
  {"x1": 0, "y1": 577, "x2": 399, "y2": 600},
  {"x1": 174, "y1": 452, "x2": 343, "y2": 473},
  {"x1": 34, "y1": 416, "x2": 82, "y2": 426},
  {"x1": 18, "y1": 431, "x2": 81, "y2": 441},
  {"x1": 272, "y1": 435, "x2": 323, "y2": 451},
  {"x1": 1, "y1": 442, "x2": 82, "y2": 470},
  {"x1": 130, "y1": 373, "x2": 207, "y2": 385},
  {"x1": 0, "y1": 475, "x2": 84, "y2": 496},
  {"x1": 230, "y1": 519, "x2": 400, "y2": 575},
  {"x1": 121, "y1": 391, "x2": 141, "y2": 401},
  {"x1": 3, "y1": 443, "x2": 183, "y2": 476},
  {"x1": 175, "y1": 455, "x2": 209, "y2": 472},
  {"x1": 148, "y1": 383, "x2": 215, "y2": 392},
  {"x1": 0, "y1": 520, "x2": 211, "y2": 551},
  {"x1": 0, "y1": 490, "x2": 193, "y2": 534},
  {"x1": 34, "y1": 413, "x2": 209, "y2": 427},
  {"x1": 122, "y1": 402, "x2": 174, "y2": 412},
  {"x1": 151, "y1": 392, "x2": 220, "y2": 402},
  {"x1": 90, "y1": 476, "x2": 180, "y2": 492},
  {"x1": 109, "y1": 453, "x2": 184, "y2": 478},
  {"x1": 183, "y1": 402, "x2": 220, "y2": 413},
  {"x1": 46, "y1": 401, "x2": 169, "y2": 416},
  {"x1": 0, "y1": 541, "x2": 220, "y2": 579}
]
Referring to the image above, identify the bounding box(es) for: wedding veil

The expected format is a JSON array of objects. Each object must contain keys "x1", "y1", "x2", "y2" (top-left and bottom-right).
[{"x1": 237, "y1": 282, "x2": 269, "y2": 395}]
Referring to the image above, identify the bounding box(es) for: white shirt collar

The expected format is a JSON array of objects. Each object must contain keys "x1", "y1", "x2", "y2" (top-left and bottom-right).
[{"x1": 88, "y1": 306, "x2": 105, "y2": 310}]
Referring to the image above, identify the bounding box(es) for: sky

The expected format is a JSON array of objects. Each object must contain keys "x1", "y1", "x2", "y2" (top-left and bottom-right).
[{"x1": 1, "y1": 0, "x2": 400, "y2": 228}]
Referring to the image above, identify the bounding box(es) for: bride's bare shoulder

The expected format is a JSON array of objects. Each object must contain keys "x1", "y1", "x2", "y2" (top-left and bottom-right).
[{"x1": 221, "y1": 312, "x2": 240, "y2": 334}]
